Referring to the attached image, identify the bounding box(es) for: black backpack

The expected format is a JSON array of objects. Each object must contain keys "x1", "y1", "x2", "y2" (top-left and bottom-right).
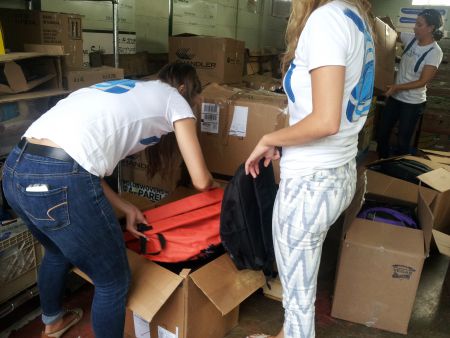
[{"x1": 220, "y1": 160, "x2": 277, "y2": 277}]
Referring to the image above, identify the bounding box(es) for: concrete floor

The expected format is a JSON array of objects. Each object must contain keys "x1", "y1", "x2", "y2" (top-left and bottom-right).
[{"x1": 2, "y1": 217, "x2": 450, "y2": 338}]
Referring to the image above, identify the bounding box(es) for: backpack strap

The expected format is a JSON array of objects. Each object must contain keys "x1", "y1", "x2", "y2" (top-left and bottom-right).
[
  {"x1": 414, "y1": 47, "x2": 434, "y2": 72},
  {"x1": 358, "y1": 207, "x2": 418, "y2": 229},
  {"x1": 402, "y1": 37, "x2": 435, "y2": 73},
  {"x1": 137, "y1": 223, "x2": 167, "y2": 255},
  {"x1": 402, "y1": 37, "x2": 416, "y2": 56}
]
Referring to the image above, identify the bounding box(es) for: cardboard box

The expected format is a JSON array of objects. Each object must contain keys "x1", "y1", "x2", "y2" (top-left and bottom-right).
[
  {"x1": 120, "y1": 149, "x2": 184, "y2": 203},
  {"x1": 421, "y1": 109, "x2": 450, "y2": 135},
  {"x1": 357, "y1": 115, "x2": 375, "y2": 151},
  {"x1": 332, "y1": 163, "x2": 450, "y2": 334},
  {"x1": 0, "y1": 52, "x2": 63, "y2": 94},
  {"x1": 169, "y1": 36, "x2": 245, "y2": 85},
  {"x1": 75, "y1": 187, "x2": 266, "y2": 338},
  {"x1": 331, "y1": 170, "x2": 436, "y2": 334},
  {"x1": 0, "y1": 9, "x2": 83, "y2": 69},
  {"x1": 420, "y1": 149, "x2": 450, "y2": 165},
  {"x1": 101, "y1": 52, "x2": 149, "y2": 78},
  {"x1": 63, "y1": 66, "x2": 124, "y2": 91},
  {"x1": 374, "y1": 17, "x2": 397, "y2": 93},
  {"x1": 196, "y1": 83, "x2": 288, "y2": 180},
  {"x1": 242, "y1": 74, "x2": 283, "y2": 92},
  {"x1": 121, "y1": 252, "x2": 264, "y2": 338}
]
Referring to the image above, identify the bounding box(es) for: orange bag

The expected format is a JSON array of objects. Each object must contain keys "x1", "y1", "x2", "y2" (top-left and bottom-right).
[{"x1": 124, "y1": 188, "x2": 224, "y2": 263}]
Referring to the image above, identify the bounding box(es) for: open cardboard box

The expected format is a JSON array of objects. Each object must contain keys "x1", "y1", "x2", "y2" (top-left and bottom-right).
[
  {"x1": 331, "y1": 163, "x2": 450, "y2": 334},
  {"x1": 0, "y1": 52, "x2": 63, "y2": 94},
  {"x1": 76, "y1": 186, "x2": 266, "y2": 338},
  {"x1": 367, "y1": 155, "x2": 450, "y2": 255}
]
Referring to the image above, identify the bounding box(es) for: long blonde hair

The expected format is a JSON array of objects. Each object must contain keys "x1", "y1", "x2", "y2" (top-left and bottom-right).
[{"x1": 281, "y1": 0, "x2": 374, "y2": 76}]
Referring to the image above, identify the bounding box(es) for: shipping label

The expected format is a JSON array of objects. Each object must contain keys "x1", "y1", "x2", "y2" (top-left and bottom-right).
[
  {"x1": 229, "y1": 105, "x2": 248, "y2": 137},
  {"x1": 201, "y1": 103, "x2": 220, "y2": 134}
]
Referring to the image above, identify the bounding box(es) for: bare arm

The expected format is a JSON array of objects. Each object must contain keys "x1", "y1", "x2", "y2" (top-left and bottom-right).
[
  {"x1": 385, "y1": 65, "x2": 438, "y2": 97},
  {"x1": 173, "y1": 117, "x2": 214, "y2": 191},
  {"x1": 245, "y1": 65, "x2": 345, "y2": 177},
  {"x1": 101, "y1": 179, "x2": 147, "y2": 238}
]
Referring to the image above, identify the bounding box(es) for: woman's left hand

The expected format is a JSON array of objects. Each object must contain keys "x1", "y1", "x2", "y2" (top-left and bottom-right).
[{"x1": 245, "y1": 136, "x2": 280, "y2": 178}]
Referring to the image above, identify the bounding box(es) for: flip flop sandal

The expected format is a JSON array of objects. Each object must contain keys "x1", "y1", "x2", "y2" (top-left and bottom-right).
[
  {"x1": 41, "y1": 308, "x2": 83, "y2": 338},
  {"x1": 246, "y1": 334, "x2": 272, "y2": 338}
]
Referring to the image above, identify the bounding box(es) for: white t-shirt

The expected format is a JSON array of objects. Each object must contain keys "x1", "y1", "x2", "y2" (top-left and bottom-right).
[
  {"x1": 24, "y1": 80, "x2": 195, "y2": 177},
  {"x1": 393, "y1": 32, "x2": 443, "y2": 104},
  {"x1": 281, "y1": 0, "x2": 374, "y2": 178}
]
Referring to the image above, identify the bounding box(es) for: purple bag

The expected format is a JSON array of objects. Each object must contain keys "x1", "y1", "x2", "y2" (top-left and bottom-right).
[{"x1": 358, "y1": 207, "x2": 418, "y2": 229}]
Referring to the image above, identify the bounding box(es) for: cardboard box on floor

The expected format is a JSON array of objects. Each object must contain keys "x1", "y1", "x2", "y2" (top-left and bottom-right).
[
  {"x1": 331, "y1": 162, "x2": 450, "y2": 334},
  {"x1": 0, "y1": 9, "x2": 83, "y2": 69},
  {"x1": 197, "y1": 83, "x2": 288, "y2": 181},
  {"x1": 374, "y1": 17, "x2": 397, "y2": 93},
  {"x1": 0, "y1": 52, "x2": 63, "y2": 94},
  {"x1": 169, "y1": 35, "x2": 245, "y2": 85},
  {"x1": 75, "y1": 186, "x2": 265, "y2": 338}
]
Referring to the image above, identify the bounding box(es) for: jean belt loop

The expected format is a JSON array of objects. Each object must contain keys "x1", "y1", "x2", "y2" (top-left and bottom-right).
[
  {"x1": 15, "y1": 138, "x2": 28, "y2": 163},
  {"x1": 72, "y1": 160, "x2": 79, "y2": 173}
]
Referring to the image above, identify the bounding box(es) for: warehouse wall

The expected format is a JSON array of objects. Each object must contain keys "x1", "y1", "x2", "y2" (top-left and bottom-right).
[
  {"x1": 371, "y1": 0, "x2": 450, "y2": 32},
  {"x1": 40, "y1": 0, "x2": 287, "y2": 54},
  {"x1": 0, "y1": 0, "x2": 25, "y2": 8}
]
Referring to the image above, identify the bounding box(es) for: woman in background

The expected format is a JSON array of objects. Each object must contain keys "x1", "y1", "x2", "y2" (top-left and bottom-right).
[
  {"x1": 2, "y1": 63, "x2": 213, "y2": 338},
  {"x1": 245, "y1": 1, "x2": 375, "y2": 337},
  {"x1": 378, "y1": 9, "x2": 443, "y2": 158}
]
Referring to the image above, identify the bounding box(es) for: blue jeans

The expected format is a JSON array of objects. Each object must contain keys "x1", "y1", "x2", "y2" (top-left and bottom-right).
[
  {"x1": 377, "y1": 97, "x2": 426, "y2": 158},
  {"x1": 2, "y1": 145, "x2": 131, "y2": 338}
]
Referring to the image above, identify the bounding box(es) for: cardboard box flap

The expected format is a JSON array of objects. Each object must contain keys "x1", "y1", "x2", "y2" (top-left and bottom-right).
[
  {"x1": 417, "y1": 187, "x2": 435, "y2": 255},
  {"x1": 366, "y1": 170, "x2": 420, "y2": 205},
  {"x1": 425, "y1": 155, "x2": 450, "y2": 165},
  {"x1": 418, "y1": 168, "x2": 450, "y2": 193},
  {"x1": 432, "y1": 229, "x2": 450, "y2": 257},
  {"x1": 346, "y1": 219, "x2": 425, "y2": 257},
  {"x1": 368, "y1": 155, "x2": 449, "y2": 171},
  {"x1": 74, "y1": 250, "x2": 183, "y2": 322},
  {"x1": 190, "y1": 254, "x2": 265, "y2": 315},
  {"x1": 1, "y1": 61, "x2": 55, "y2": 93},
  {"x1": 402, "y1": 155, "x2": 450, "y2": 171},
  {"x1": 125, "y1": 251, "x2": 183, "y2": 322},
  {"x1": 420, "y1": 149, "x2": 450, "y2": 157},
  {"x1": 203, "y1": 83, "x2": 240, "y2": 101}
]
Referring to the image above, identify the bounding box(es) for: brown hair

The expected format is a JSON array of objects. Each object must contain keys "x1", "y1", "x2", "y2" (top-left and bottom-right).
[
  {"x1": 419, "y1": 9, "x2": 444, "y2": 41},
  {"x1": 145, "y1": 63, "x2": 202, "y2": 179},
  {"x1": 281, "y1": 0, "x2": 374, "y2": 76}
]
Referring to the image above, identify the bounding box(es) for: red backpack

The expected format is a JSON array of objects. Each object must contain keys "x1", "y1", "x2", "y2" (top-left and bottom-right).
[{"x1": 124, "y1": 188, "x2": 224, "y2": 263}]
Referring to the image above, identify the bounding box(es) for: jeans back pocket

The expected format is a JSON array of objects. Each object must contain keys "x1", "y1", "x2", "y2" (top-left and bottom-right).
[{"x1": 17, "y1": 184, "x2": 70, "y2": 231}]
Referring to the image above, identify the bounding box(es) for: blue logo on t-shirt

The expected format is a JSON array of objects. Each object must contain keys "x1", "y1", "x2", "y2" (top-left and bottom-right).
[
  {"x1": 284, "y1": 63, "x2": 296, "y2": 103},
  {"x1": 91, "y1": 79, "x2": 137, "y2": 94},
  {"x1": 140, "y1": 136, "x2": 160, "y2": 146},
  {"x1": 344, "y1": 8, "x2": 374, "y2": 122}
]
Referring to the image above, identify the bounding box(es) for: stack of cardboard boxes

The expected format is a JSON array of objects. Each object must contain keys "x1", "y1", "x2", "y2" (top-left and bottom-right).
[{"x1": 0, "y1": 8, "x2": 124, "y2": 92}]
